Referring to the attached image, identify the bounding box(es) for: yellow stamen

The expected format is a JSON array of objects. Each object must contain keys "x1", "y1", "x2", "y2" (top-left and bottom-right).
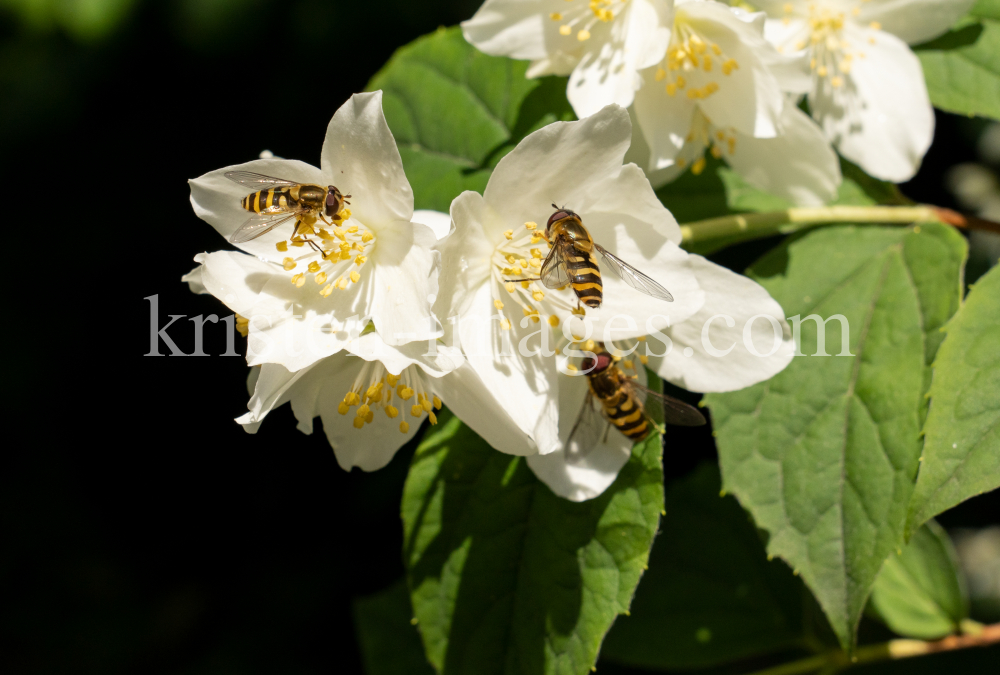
[
  {"x1": 276, "y1": 241, "x2": 288, "y2": 252},
  {"x1": 282, "y1": 257, "x2": 296, "y2": 271}
]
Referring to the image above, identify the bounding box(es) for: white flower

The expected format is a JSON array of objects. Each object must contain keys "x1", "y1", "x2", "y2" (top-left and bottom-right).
[
  {"x1": 437, "y1": 104, "x2": 703, "y2": 458},
  {"x1": 462, "y1": 0, "x2": 674, "y2": 118},
  {"x1": 757, "y1": 0, "x2": 976, "y2": 182},
  {"x1": 630, "y1": 0, "x2": 841, "y2": 205},
  {"x1": 188, "y1": 91, "x2": 441, "y2": 372}
]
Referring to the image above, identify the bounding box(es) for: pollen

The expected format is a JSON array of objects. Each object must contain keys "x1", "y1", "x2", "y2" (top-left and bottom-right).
[
  {"x1": 282, "y1": 257, "x2": 297, "y2": 271},
  {"x1": 560, "y1": 24, "x2": 572, "y2": 35},
  {"x1": 411, "y1": 404, "x2": 423, "y2": 417},
  {"x1": 308, "y1": 261, "x2": 321, "y2": 273},
  {"x1": 317, "y1": 229, "x2": 333, "y2": 241},
  {"x1": 505, "y1": 281, "x2": 515, "y2": 293},
  {"x1": 320, "y1": 284, "x2": 333, "y2": 297},
  {"x1": 350, "y1": 271, "x2": 361, "y2": 283},
  {"x1": 398, "y1": 385, "x2": 414, "y2": 400},
  {"x1": 525, "y1": 221, "x2": 537, "y2": 230},
  {"x1": 501, "y1": 317, "x2": 511, "y2": 330},
  {"x1": 721, "y1": 59, "x2": 738, "y2": 75},
  {"x1": 666, "y1": 83, "x2": 677, "y2": 96},
  {"x1": 494, "y1": 299, "x2": 504, "y2": 310},
  {"x1": 347, "y1": 226, "x2": 359, "y2": 234},
  {"x1": 639, "y1": 354, "x2": 649, "y2": 365},
  {"x1": 432, "y1": 395, "x2": 442, "y2": 410},
  {"x1": 504, "y1": 229, "x2": 514, "y2": 240},
  {"x1": 386, "y1": 405, "x2": 399, "y2": 418},
  {"x1": 291, "y1": 273, "x2": 305, "y2": 287},
  {"x1": 548, "y1": 315, "x2": 559, "y2": 327},
  {"x1": 235, "y1": 314, "x2": 250, "y2": 337},
  {"x1": 355, "y1": 255, "x2": 367, "y2": 266},
  {"x1": 550, "y1": 12, "x2": 562, "y2": 20},
  {"x1": 577, "y1": 29, "x2": 590, "y2": 41},
  {"x1": 532, "y1": 290, "x2": 545, "y2": 301},
  {"x1": 530, "y1": 248, "x2": 542, "y2": 258},
  {"x1": 361, "y1": 231, "x2": 374, "y2": 243},
  {"x1": 276, "y1": 241, "x2": 288, "y2": 252},
  {"x1": 387, "y1": 373, "x2": 399, "y2": 387},
  {"x1": 654, "y1": 68, "x2": 666, "y2": 82},
  {"x1": 519, "y1": 258, "x2": 528, "y2": 268},
  {"x1": 334, "y1": 229, "x2": 346, "y2": 241},
  {"x1": 428, "y1": 411, "x2": 438, "y2": 425},
  {"x1": 353, "y1": 416, "x2": 365, "y2": 429},
  {"x1": 529, "y1": 259, "x2": 542, "y2": 269},
  {"x1": 337, "y1": 277, "x2": 348, "y2": 290},
  {"x1": 506, "y1": 254, "x2": 516, "y2": 265},
  {"x1": 399, "y1": 421, "x2": 409, "y2": 433},
  {"x1": 692, "y1": 156, "x2": 707, "y2": 175}
]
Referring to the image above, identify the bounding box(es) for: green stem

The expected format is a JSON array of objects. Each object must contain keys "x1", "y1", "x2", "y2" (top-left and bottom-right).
[
  {"x1": 679, "y1": 206, "x2": 941, "y2": 246},
  {"x1": 741, "y1": 623, "x2": 1000, "y2": 675}
]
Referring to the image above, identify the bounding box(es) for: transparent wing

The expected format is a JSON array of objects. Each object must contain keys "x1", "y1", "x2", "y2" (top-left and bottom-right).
[
  {"x1": 230, "y1": 212, "x2": 298, "y2": 244},
  {"x1": 539, "y1": 245, "x2": 571, "y2": 289},
  {"x1": 624, "y1": 381, "x2": 706, "y2": 427},
  {"x1": 594, "y1": 243, "x2": 674, "y2": 302},
  {"x1": 224, "y1": 171, "x2": 304, "y2": 191},
  {"x1": 564, "y1": 392, "x2": 611, "y2": 458}
]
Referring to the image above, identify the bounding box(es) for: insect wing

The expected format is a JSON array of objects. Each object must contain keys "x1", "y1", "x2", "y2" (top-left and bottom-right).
[
  {"x1": 564, "y1": 392, "x2": 611, "y2": 458},
  {"x1": 539, "y1": 242, "x2": 571, "y2": 289},
  {"x1": 230, "y1": 212, "x2": 298, "y2": 244},
  {"x1": 624, "y1": 380, "x2": 706, "y2": 427},
  {"x1": 594, "y1": 243, "x2": 674, "y2": 302},
  {"x1": 224, "y1": 171, "x2": 304, "y2": 192}
]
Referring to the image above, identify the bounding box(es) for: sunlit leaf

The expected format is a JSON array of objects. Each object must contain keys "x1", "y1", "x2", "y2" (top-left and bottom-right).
[
  {"x1": 869, "y1": 521, "x2": 968, "y2": 639},
  {"x1": 402, "y1": 393, "x2": 664, "y2": 675},
  {"x1": 366, "y1": 26, "x2": 573, "y2": 213},
  {"x1": 908, "y1": 264, "x2": 1000, "y2": 532},
  {"x1": 704, "y1": 222, "x2": 967, "y2": 649}
]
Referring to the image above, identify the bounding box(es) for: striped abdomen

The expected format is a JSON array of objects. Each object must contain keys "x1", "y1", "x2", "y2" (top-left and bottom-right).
[
  {"x1": 602, "y1": 387, "x2": 650, "y2": 441},
  {"x1": 565, "y1": 244, "x2": 603, "y2": 308},
  {"x1": 241, "y1": 187, "x2": 293, "y2": 214}
]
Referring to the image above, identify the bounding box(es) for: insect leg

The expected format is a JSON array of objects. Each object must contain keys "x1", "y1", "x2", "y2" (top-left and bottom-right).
[{"x1": 503, "y1": 276, "x2": 542, "y2": 282}]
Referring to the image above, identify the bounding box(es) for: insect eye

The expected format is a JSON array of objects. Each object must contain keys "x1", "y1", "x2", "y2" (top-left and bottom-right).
[{"x1": 580, "y1": 358, "x2": 596, "y2": 372}]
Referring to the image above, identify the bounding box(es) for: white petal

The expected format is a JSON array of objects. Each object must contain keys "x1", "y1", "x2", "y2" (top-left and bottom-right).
[
  {"x1": 196, "y1": 250, "x2": 283, "y2": 315},
  {"x1": 345, "y1": 332, "x2": 464, "y2": 379},
  {"x1": 189, "y1": 158, "x2": 326, "y2": 261},
  {"x1": 459, "y1": 282, "x2": 562, "y2": 454},
  {"x1": 461, "y1": 0, "x2": 553, "y2": 61},
  {"x1": 439, "y1": 362, "x2": 538, "y2": 456},
  {"x1": 812, "y1": 24, "x2": 933, "y2": 182},
  {"x1": 435, "y1": 191, "x2": 495, "y2": 321},
  {"x1": 632, "y1": 73, "x2": 699, "y2": 171},
  {"x1": 858, "y1": 0, "x2": 978, "y2": 45},
  {"x1": 678, "y1": 0, "x2": 785, "y2": 138},
  {"x1": 413, "y1": 209, "x2": 453, "y2": 240},
  {"x1": 368, "y1": 220, "x2": 442, "y2": 346},
  {"x1": 483, "y1": 105, "x2": 633, "y2": 234},
  {"x1": 320, "y1": 91, "x2": 414, "y2": 227},
  {"x1": 646, "y1": 255, "x2": 795, "y2": 393},
  {"x1": 577, "y1": 162, "x2": 683, "y2": 243},
  {"x1": 725, "y1": 103, "x2": 841, "y2": 206},
  {"x1": 567, "y1": 0, "x2": 672, "y2": 117},
  {"x1": 236, "y1": 361, "x2": 317, "y2": 433},
  {"x1": 181, "y1": 255, "x2": 208, "y2": 295}
]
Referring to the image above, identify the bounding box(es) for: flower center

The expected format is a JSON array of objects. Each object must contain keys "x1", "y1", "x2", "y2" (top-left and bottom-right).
[
  {"x1": 653, "y1": 19, "x2": 740, "y2": 100},
  {"x1": 549, "y1": 0, "x2": 630, "y2": 42},
  {"x1": 490, "y1": 220, "x2": 579, "y2": 331},
  {"x1": 273, "y1": 205, "x2": 376, "y2": 297},
  {"x1": 788, "y1": 2, "x2": 877, "y2": 89},
  {"x1": 337, "y1": 360, "x2": 441, "y2": 434},
  {"x1": 674, "y1": 109, "x2": 737, "y2": 176}
]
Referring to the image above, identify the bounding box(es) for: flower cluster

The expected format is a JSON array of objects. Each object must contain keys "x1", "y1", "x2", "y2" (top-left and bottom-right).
[{"x1": 465, "y1": 0, "x2": 973, "y2": 194}]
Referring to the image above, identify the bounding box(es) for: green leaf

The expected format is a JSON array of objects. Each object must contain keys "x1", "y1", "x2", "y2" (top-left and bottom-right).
[
  {"x1": 656, "y1": 156, "x2": 732, "y2": 224},
  {"x1": 601, "y1": 463, "x2": 831, "y2": 670},
  {"x1": 403, "y1": 407, "x2": 664, "y2": 675},
  {"x1": 916, "y1": 1, "x2": 1000, "y2": 121},
  {"x1": 354, "y1": 580, "x2": 435, "y2": 675},
  {"x1": 703, "y1": 222, "x2": 967, "y2": 650},
  {"x1": 869, "y1": 521, "x2": 968, "y2": 640},
  {"x1": 908, "y1": 264, "x2": 1000, "y2": 532},
  {"x1": 366, "y1": 26, "x2": 574, "y2": 213}
]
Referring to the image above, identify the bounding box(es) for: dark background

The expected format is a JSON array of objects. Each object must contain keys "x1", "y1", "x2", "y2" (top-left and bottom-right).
[{"x1": 1, "y1": 1, "x2": 996, "y2": 673}]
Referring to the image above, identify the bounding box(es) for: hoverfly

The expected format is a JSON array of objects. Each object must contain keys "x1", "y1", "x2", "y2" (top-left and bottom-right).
[
  {"x1": 510, "y1": 205, "x2": 674, "y2": 309},
  {"x1": 223, "y1": 171, "x2": 350, "y2": 245},
  {"x1": 566, "y1": 342, "x2": 705, "y2": 455}
]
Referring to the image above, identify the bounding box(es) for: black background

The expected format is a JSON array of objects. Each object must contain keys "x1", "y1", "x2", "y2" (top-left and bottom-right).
[{"x1": 1, "y1": 1, "x2": 996, "y2": 673}]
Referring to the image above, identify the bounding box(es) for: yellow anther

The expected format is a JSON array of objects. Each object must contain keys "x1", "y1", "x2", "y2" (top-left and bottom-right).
[
  {"x1": 347, "y1": 225, "x2": 359, "y2": 233},
  {"x1": 676, "y1": 75, "x2": 686, "y2": 88},
  {"x1": 365, "y1": 410, "x2": 374, "y2": 424},
  {"x1": 428, "y1": 410, "x2": 438, "y2": 425},
  {"x1": 666, "y1": 83, "x2": 677, "y2": 96},
  {"x1": 637, "y1": 336, "x2": 646, "y2": 341},
  {"x1": 572, "y1": 306, "x2": 586, "y2": 316},
  {"x1": 494, "y1": 299, "x2": 504, "y2": 310},
  {"x1": 307, "y1": 261, "x2": 321, "y2": 274},
  {"x1": 399, "y1": 421, "x2": 409, "y2": 433},
  {"x1": 548, "y1": 315, "x2": 559, "y2": 327},
  {"x1": 501, "y1": 317, "x2": 511, "y2": 330},
  {"x1": 623, "y1": 360, "x2": 634, "y2": 370},
  {"x1": 411, "y1": 404, "x2": 423, "y2": 417},
  {"x1": 711, "y1": 145, "x2": 723, "y2": 159},
  {"x1": 870, "y1": 21, "x2": 881, "y2": 30},
  {"x1": 317, "y1": 229, "x2": 333, "y2": 241},
  {"x1": 350, "y1": 271, "x2": 361, "y2": 283},
  {"x1": 506, "y1": 254, "x2": 516, "y2": 265},
  {"x1": 783, "y1": 2, "x2": 792, "y2": 12},
  {"x1": 692, "y1": 156, "x2": 707, "y2": 175},
  {"x1": 831, "y1": 76, "x2": 843, "y2": 87},
  {"x1": 366, "y1": 383, "x2": 382, "y2": 400},
  {"x1": 521, "y1": 280, "x2": 530, "y2": 289},
  {"x1": 357, "y1": 403, "x2": 370, "y2": 418},
  {"x1": 340, "y1": 242, "x2": 351, "y2": 252},
  {"x1": 361, "y1": 230, "x2": 374, "y2": 243},
  {"x1": 291, "y1": 273, "x2": 305, "y2": 287},
  {"x1": 531, "y1": 233, "x2": 545, "y2": 244},
  {"x1": 320, "y1": 283, "x2": 333, "y2": 297},
  {"x1": 689, "y1": 34, "x2": 706, "y2": 53},
  {"x1": 345, "y1": 392, "x2": 360, "y2": 406},
  {"x1": 577, "y1": 29, "x2": 590, "y2": 41},
  {"x1": 530, "y1": 248, "x2": 542, "y2": 259},
  {"x1": 550, "y1": 12, "x2": 562, "y2": 20},
  {"x1": 355, "y1": 255, "x2": 367, "y2": 266},
  {"x1": 352, "y1": 243, "x2": 365, "y2": 253},
  {"x1": 532, "y1": 290, "x2": 545, "y2": 301},
  {"x1": 421, "y1": 397, "x2": 433, "y2": 413},
  {"x1": 529, "y1": 259, "x2": 542, "y2": 269},
  {"x1": 353, "y1": 416, "x2": 365, "y2": 429},
  {"x1": 338, "y1": 401, "x2": 350, "y2": 415},
  {"x1": 566, "y1": 363, "x2": 578, "y2": 372},
  {"x1": 398, "y1": 386, "x2": 414, "y2": 400},
  {"x1": 505, "y1": 282, "x2": 515, "y2": 293},
  {"x1": 560, "y1": 24, "x2": 571, "y2": 35},
  {"x1": 334, "y1": 229, "x2": 346, "y2": 241},
  {"x1": 525, "y1": 221, "x2": 537, "y2": 230},
  {"x1": 518, "y1": 259, "x2": 527, "y2": 268},
  {"x1": 654, "y1": 68, "x2": 666, "y2": 82},
  {"x1": 703, "y1": 54, "x2": 713, "y2": 71},
  {"x1": 276, "y1": 241, "x2": 288, "y2": 252},
  {"x1": 386, "y1": 405, "x2": 399, "y2": 419},
  {"x1": 711, "y1": 43, "x2": 722, "y2": 55},
  {"x1": 387, "y1": 373, "x2": 399, "y2": 387},
  {"x1": 336, "y1": 277, "x2": 348, "y2": 290},
  {"x1": 504, "y1": 229, "x2": 514, "y2": 240},
  {"x1": 432, "y1": 395, "x2": 442, "y2": 410},
  {"x1": 722, "y1": 59, "x2": 738, "y2": 75},
  {"x1": 639, "y1": 354, "x2": 649, "y2": 365},
  {"x1": 235, "y1": 315, "x2": 250, "y2": 337},
  {"x1": 282, "y1": 257, "x2": 297, "y2": 271}
]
